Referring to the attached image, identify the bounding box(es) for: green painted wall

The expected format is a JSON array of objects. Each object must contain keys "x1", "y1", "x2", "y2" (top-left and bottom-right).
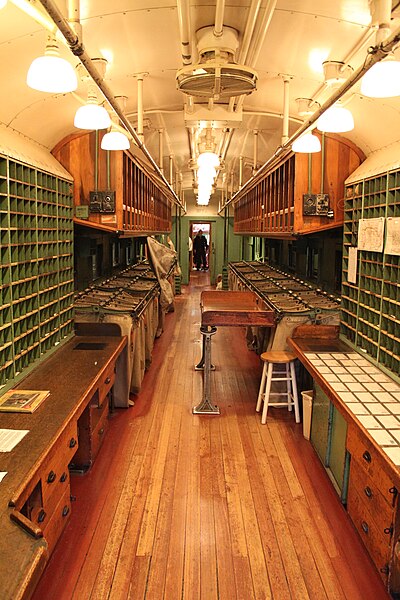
[{"x1": 172, "y1": 216, "x2": 242, "y2": 285}]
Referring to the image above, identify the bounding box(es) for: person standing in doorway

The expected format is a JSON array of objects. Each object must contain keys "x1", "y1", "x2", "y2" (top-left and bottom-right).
[{"x1": 193, "y1": 229, "x2": 208, "y2": 270}]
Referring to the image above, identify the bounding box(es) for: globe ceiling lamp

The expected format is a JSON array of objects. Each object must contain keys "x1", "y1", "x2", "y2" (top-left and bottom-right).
[
  {"x1": 101, "y1": 114, "x2": 130, "y2": 150},
  {"x1": 197, "y1": 151, "x2": 220, "y2": 169},
  {"x1": 27, "y1": 34, "x2": 78, "y2": 94},
  {"x1": 74, "y1": 86, "x2": 111, "y2": 130},
  {"x1": 316, "y1": 103, "x2": 354, "y2": 133},
  {"x1": 292, "y1": 132, "x2": 321, "y2": 153},
  {"x1": 360, "y1": 53, "x2": 400, "y2": 98}
]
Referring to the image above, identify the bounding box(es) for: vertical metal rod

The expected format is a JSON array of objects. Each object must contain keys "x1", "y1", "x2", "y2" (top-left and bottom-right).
[
  {"x1": 253, "y1": 130, "x2": 258, "y2": 175},
  {"x1": 308, "y1": 153, "x2": 312, "y2": 196},
  {"x1": 282, "y1": 76, "x2": 290, "y2": 145},
  {"x1": 137, "y1": 74, "x2": 144, "y2": 143},
  {"x1": 239, "y1": 155, "x2": 243, "y2": 188},
  {"x1": 214, "y1": 0, "x2": 225, "y2": 37},
  {"x1": 106, "y1": 149, "x2": 110, "y2": 189},
  {"x1": 320, "y1": 133, "x2": 325, "y2": 194},
  {"x1": 169, "y1": 155, "x2": 173, "y2": 186},
  {"x1": 223, "y1": 207, "x2": 228, "y2": 264},
  {"x1": 159, "y1": 129, "x2": 164, "y2": 173},
  {"x1": 94, "y1": 130, "x2": 99, "y2": 191}
]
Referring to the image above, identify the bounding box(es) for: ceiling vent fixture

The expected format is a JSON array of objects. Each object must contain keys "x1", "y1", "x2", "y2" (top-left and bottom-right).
[{"x1": 176, "y1": 26, "x2": 257, "y2": 100}]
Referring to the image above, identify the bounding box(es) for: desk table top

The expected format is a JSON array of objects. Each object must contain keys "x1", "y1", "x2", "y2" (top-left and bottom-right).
[{"x1": 200, "y1": 291, "x2": 275, "y2": 327}]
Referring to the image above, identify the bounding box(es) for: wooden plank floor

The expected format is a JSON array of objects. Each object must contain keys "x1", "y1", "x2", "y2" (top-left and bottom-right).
[{"x1": 32, "y1": 272, "x2": 390, "y2": 599}]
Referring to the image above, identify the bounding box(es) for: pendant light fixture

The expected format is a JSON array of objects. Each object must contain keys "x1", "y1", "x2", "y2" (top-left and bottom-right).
[
  {"x1": 197, "y1": 151, "x2": 220, "y2": 168},
  {"x1": 360, "y1": 53, "x2": 400, "y2": 97},
  {"x1": 101, "y1": 129, "x2": 130, "y2": 150},
  {"x1": 292, "y1": 132, "x2": 321, "y2": 153},
  {"x1": 27, "y1": 34, "x2": 78, "y2": 94},
  {"x1": 293, "y1": 99, "x2": 322, "y2": 153},
  {"x1": 101, "y1": 109, "x2": 130, "y2": 150},
  {"x1": 74, "y1": 84, "x2": 111, "y2": 130},
  {"x1": 317, "y1": 102, "x2": 354, "y2": 133},
  {"x1": 0, "y1": 0, "x2": 7, "y2": 9}
]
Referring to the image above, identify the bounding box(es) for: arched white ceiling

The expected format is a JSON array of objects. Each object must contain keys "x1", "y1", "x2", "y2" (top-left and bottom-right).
[{"x1": 1, "y1": 0, "x2": 400, "y2": 209}]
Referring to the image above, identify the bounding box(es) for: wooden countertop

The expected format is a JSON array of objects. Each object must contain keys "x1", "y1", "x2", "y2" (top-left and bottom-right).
[
  {"x1": 288, "y1": 326, "x2": 400, "y2": 486},
  {"x1": 0, "y1": 335, "x2": 127, "y2": 600},
  {"x1": 200, "y1": 290, "x2": 275, "y2": 327}
]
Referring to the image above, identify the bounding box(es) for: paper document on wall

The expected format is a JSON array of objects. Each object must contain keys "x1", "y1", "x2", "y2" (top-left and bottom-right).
[
  {"x1": 0, "y1": 429, "x2": 29, "y2": 452},
  {"x1": 358, "y1": 217, "x2": 385, "y2": 252},
  {"x1": 385, "y1": 217, "x2": 400, "y2": 256},
  {"x1": 347, "y1": 246, "x2": 358, "y2": 283}
]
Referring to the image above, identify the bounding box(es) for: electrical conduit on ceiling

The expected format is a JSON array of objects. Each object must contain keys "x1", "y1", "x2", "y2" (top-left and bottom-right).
[
  {"x1": 218, "y1": 20, "x2": 400, "y2": 214},
  {"x1": 37, "y1": 0, "x2": 185, "y2": 211}
]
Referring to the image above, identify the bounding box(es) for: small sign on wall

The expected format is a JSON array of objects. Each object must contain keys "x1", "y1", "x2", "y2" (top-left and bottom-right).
[{"x1": 75, "y1": 205, "x2": 89, "y2": 219}]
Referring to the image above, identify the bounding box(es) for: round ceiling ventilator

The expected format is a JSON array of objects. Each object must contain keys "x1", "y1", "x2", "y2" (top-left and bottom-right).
[{"x1": 176, "y1": 26, "x2": 257, "y2": 100}]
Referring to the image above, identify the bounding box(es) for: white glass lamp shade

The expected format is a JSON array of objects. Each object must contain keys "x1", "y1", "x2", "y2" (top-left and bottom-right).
[
  {"x1": 292, "y1": 132, "x2": 321, "y2": 153},
  {"x1": 74, "y1": 103, "x2": 111, "y2": 130},
  {"x1": 197, "y1": 151, "x2": 220, "y2": 168},
  {"x1": 317, "y1": 105, "x2": 354, "y2": 133},
  {"x1": 101, "y1": 130, "x2": 130, "y2": 150},
  {"x1": 27, "y1": 53, "x2": 77, "y2": 94},
  {"x1": 0, "y1": 0, "x2": 7, "y2": 9},
  {"x1": 360, "y1": 57, "x2": 400, "y2": 98},
  {"x1": 197, "y1": 166, "x2": 216, "y2": 184}
]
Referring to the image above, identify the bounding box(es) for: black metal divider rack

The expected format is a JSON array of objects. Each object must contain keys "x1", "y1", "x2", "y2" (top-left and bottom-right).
[
  {"x1": 229, "y1": 261, "x2": 341, "y2": 352},
  {"x1": 0, "y1": 155, "x2": 74, "y2": 388}
]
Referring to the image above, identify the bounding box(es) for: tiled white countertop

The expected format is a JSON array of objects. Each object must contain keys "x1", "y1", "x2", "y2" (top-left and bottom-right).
[{"x1": 305, "y1": 351, "x2": 400, "y2": 467}]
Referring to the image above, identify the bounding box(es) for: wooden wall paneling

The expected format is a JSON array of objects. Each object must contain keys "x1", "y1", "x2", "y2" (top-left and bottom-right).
[{"x1": 293, "y1": 153, "x2": 309, "y2": 234}]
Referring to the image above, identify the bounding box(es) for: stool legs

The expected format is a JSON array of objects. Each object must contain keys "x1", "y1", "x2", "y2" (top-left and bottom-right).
[
  {"x1": 261, "y1": 363, "x2": 273, "y2": 424},
  {"x1": 290, "y1": 361, "x2": 300, "y2": 423},
  {"x1": 256, "y1": 361, "x2": 268, "y2": 413},
  {"x1": 256, "y1": 359, "x2": 300, "y2": 424}
]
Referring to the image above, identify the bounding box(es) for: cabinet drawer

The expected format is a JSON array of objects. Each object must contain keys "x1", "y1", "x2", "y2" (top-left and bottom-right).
[
  {"x1": 347, "y1": 485, "x2": 392, "y2": 580},
  {"x1": 98, "y1": 363, "x2": 115, "y2": 401},
  {"x1": 42, "y1": 466, "x2": 70, "y2": 517},
  {"x1": 349, "y1": 458, "x2": 394, "y2": 530},
  {"x1": 91, "y1": 406, "x2": 109, "y2": 462},
  {"x1": 347, "y1": 424, "x2": 397, "y2": 508},
  {"x1": 42, "y1": 488, "x2": 71, "y2": 555}
]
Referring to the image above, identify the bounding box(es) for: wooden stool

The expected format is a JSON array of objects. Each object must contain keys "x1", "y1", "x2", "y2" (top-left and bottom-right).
[{"x1": 256, "y1": 351, "x2": 300, "y2": 425}]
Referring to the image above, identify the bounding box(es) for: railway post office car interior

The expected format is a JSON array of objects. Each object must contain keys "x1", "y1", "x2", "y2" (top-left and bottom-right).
[{"x1": 1, "y1": 1, "x2": 400, "y2": 599}]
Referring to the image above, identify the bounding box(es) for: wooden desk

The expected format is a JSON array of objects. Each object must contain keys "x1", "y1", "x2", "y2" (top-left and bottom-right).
[
  {"x1": 194, "y1": 291, "x2": 275, "y2": 415},
  {"x1": 0, "y1": 335, "x2": 126, "y2": 600}
]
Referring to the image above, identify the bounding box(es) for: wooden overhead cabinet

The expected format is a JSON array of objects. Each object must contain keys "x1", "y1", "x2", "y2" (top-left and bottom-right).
[
  {"x1": 53, "y1": 131, "x2": 172, "y2": 235},
  {"x1": 234, "y1": 133, "x2": 365, "y2": 237}
]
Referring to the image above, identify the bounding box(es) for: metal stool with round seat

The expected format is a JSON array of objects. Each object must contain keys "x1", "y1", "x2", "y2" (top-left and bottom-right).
[{"x1": 256, "y1": 351, "x2": 300, "y2": 425}]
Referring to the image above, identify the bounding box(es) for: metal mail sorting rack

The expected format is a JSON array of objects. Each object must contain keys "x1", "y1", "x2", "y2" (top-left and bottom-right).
[
  {"x1": 193, "y1": 291, "x2": 275, "y2": 415},
  {"x1": 229, "y1": 261, "x2": 341, "y2": 353},
  {"x1": 74, "y1": 261, "x2": 164, "y2": 405}
]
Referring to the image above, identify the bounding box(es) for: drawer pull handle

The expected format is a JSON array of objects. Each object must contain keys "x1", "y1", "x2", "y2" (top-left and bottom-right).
[
  {"x1": 380, "y1": 565, "x2": 389, "y2": 575},
  {"x1": 38, "y1": 509, "x2": 46, "y2": 524},
  {"x1": 384, "y1": 525, "x2": 393, "y2": 536},
  {"x1": 69, "y1": 437, "x2": 77, "y2": 448},
  {"x1": 390, "y1": 486, "x2": 398, "y2": 497},
  {"x1": 362, "y1": 451, "x2": 372, "y2": 463},
  {"x1": 361, "y1": 521, "x2": 369, "y2": 534},
  {"x1": 60, "y1": 472, "x2": 67, "y2": 483},
  {"x1": 364, "y1": 486, "x2": 373, "y2": 499},
  {"x1": 62, "y1": 506, "x2": 70, "y2": 518},
  {"x1": 47, "y1": 470, "x2": 56, "y2": 484},
  {"x1": 98, "y1": 428, "x2": 105, "y2": 436},
  {"x1": 105, "y1": 377, "x2": 111, "y2": 384}
]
